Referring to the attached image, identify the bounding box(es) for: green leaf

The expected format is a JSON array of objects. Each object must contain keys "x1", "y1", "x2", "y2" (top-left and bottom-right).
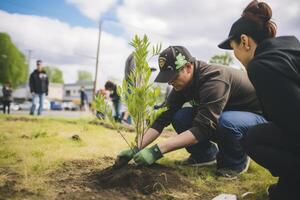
[{"x1": 97, "y1": 34, "x2": 165, "y2": 148}]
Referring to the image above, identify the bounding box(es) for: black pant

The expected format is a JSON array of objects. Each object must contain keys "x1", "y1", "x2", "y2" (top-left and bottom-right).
[
  {"x1": 2, "y1": 100, "x2": 11, "y2": 114},
  {"x1": 241, "y1": 122, "x2": 300, "y2": 199},
  {"x1": 113, "y1": 101, "x2": 120, "y2": 122}
]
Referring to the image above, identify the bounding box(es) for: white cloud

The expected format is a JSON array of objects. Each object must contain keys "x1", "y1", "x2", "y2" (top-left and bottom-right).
[
  {"x1": 66, "y1": 0, "x2": 117, "y2": 21},
  {"x1": 0, "y1": 0, "x2": 299, "y2": 88},
  {"x1": 0, "y1": 10, "x2": 131, "y2": 87},
  {"x1": 116, "y1": 0, "x2": 300, "y2": 63}
]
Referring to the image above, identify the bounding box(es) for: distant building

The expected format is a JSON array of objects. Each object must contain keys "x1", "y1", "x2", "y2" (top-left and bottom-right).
[
  {"x1": 48, "y1": 83, "x2": 64, "y2": 101},
  {"x1": 11, "y1": 83, "x2": 63, "y2": 102},
  {"x1": 63, "y1": 81, "x2": 93, "y2": 103},
  {"x1": 11, "y1": 84, "x2": 30, "y2": 102}
]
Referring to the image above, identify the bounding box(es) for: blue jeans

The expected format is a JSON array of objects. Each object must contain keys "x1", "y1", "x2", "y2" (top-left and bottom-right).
[
  {"x1": 172, "y1": 107, "x2": 267, "y2": 170},
  {"x1": 30, "y1": 93, "x2": 45, "y2": 115},
  {"x1": 216, "y1": 111, "x2": 267, "y2": 170}
]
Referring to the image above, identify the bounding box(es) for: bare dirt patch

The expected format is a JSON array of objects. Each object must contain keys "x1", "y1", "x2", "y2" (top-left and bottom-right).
[
  {"x1": 0, "y1": 168, "x2": 35, "y2": 200},
  {"x1": 48, "y1": 157, "x2": 205, "y2": 200}
]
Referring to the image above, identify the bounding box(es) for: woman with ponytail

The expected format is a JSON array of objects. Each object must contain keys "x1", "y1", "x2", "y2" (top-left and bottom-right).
[{"x1": 219, "y1": 1, "x2": 300, "y2": 199}]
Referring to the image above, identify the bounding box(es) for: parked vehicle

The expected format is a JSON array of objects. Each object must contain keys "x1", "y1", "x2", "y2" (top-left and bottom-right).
[
  {"x1": 18, "y1": 99, "x2": 50, "y2": 110},
  {"x1": 10, "y1": 103, "x2": 20, "y2": 111},
  {"x1": 18, "y1": 101, "x2": 32, "y2": 110},
  {"x1": 62, "y1": 101, "x2": 80, "y2": 111},
  {"x1": 50, "y1": 101, "x2": 63, "y2": 110},
  {"x1": 43, "y1": 99, "x2": 50, "y2": 110}
]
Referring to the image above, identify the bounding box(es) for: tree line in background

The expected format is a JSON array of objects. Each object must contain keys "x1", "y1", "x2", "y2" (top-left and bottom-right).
[
  {"x1": 209, "y1": 52, "x2": 234, "y2": 66},
  {"x1": 43, "y1": 68, "x2": 92, "y2": 84},
  {"x1": 77, "y1": 70, "x2": 92, "y2": 82},
  {"x1": 0, "y1": 32, "x2": 93, "y2": 87},
  {"x1": 0, "y1": 33, "x2": 28, "y2": 88},
  {"x1": 44, "y1": 66, "x2": 64, "y2": 84}
]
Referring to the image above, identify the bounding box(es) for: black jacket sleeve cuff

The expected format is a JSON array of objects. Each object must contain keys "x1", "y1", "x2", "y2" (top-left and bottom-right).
[
  {"x1": 189, "y1": 127, "x2": 207, "y2": 143},
  {"x1": 150, "y1": 121, "x2": 165, "y2": 133}
]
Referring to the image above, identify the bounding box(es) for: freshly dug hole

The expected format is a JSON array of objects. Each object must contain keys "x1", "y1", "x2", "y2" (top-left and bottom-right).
[{"x1": 90, "y1": 164, "x2": 192, "y2": 195}]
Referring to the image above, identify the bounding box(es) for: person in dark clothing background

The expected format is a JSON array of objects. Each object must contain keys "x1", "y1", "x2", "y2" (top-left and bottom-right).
[
  {"x1": 121, "y1": 53, "x2": 135, "y2": 124},
  {"x1": 219, "y1": 0, "x2": 300, "y2": 199},
  {"x1": 104, "y1": 80, "x2": 121, "y2": 121},
  {"x1": 2, "y1": 82, "x2": 13, "y2": 114},
  {"x1": 117, "y1": 46, "x2": 267, "y2": 178},
  {"x1": 80, "y1": 86, "x2": 88, "y2": 111},
  {"x1": 29, "y1": 60, "x2": 49, "y2": 115}
]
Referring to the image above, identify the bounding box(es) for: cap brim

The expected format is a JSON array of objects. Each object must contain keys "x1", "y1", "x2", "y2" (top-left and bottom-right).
[
  {"x1": 218, "y1": 36, "x2": 234, "y2": 50},
  {"x1": 154, "y1": 70, "x2": 178, "y2": 83}
]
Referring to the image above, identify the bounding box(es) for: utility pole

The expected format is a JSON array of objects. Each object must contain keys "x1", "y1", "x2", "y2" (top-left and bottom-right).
[{"x1": 93, "y1": 20, "x2": 103, "y2": 99}]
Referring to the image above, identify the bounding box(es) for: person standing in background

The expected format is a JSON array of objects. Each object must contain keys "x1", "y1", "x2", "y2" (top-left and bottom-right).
[
  {"x1": 121, "y1": 53, "x2": 135, "y2": 124},
  {"x1": 2, "y1": 82, "x2": 13, "y2": 114},
  {"x1": 29, "y1": 60, "x2": 49, "y2": 116},
  {"x1": 80, "y1": 86, "x2": 88, "y2": 111}
]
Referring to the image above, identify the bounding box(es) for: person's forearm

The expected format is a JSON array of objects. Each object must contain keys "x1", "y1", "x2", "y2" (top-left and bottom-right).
[
  {"x1": 137, "y1": 128, "x2": 160, "y2": 149},
  {"x1": 158, "y1": 130, "x2": 198, "y2": 154}
]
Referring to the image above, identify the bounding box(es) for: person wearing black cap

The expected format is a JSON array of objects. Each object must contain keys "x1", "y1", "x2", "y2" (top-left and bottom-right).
[
  {"x1": 218, "y1": 0, "x2": 300, "y2": 198},
  {"x1": 117, "y1": 45, "x2": 266, "y2": 178}
]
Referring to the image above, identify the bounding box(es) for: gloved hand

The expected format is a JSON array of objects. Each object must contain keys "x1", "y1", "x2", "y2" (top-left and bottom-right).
[
  {"x1": 117, "y1": 146, "x2": 139, "y2": 160},
  {"x1": 114, "y1": 146, "x2": 139, "y2": 168},
  {"x1": 133, "y1": 144, "x2": 163, "y2": 166}
]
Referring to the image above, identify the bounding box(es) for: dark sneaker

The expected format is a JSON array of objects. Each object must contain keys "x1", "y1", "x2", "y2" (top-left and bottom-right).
[
  {"x1": 266, "y1": 183, "x2": 277, "y2": 197},
  {"x1": 175, "y1": 155, "x2": 216, "y2": 167},
  {"x1": 216, "y1": 156, "x2": 251, "y2": 180}
]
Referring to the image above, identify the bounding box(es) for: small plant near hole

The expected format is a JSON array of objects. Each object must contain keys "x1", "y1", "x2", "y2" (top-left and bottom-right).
[{"x1": 94, "y1": 35, "x2": 167, "y2": 167}]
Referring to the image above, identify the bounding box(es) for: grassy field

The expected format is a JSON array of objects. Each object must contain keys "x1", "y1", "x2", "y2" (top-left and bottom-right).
[{"x1": 0, "y1": 114, "x2": 276, "y2": 200}]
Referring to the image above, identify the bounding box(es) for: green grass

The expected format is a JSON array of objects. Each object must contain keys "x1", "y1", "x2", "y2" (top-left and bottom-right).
[{"x1": 0, "y1": 114, "x2": 276, "y2": 199}]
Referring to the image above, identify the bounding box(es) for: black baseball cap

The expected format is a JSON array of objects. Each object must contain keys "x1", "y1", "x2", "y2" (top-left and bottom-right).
[
  {"x1": 218, "y1": 17, "x2": 261, "y2": 50},
  {"x1": 154, "y1": 46, "x2": 195, "y2": 83}
]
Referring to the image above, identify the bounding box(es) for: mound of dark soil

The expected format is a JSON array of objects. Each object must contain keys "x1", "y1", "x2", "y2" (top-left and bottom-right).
[
  {"x1": 91, "y1": 164, "x2": 191, "y2": 195},
  {"x1": 49, "y1": 157, "x2": 202, "y2": 200}
]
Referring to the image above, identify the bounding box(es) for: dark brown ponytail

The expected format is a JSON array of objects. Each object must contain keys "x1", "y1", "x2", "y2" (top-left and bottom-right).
[{"x1": 241, "y1": 0, "x2": 277, "y2": 43}]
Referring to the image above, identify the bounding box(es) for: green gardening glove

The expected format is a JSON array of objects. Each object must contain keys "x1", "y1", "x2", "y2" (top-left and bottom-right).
[
  {"x1": 117, "y1": 147, "x2": 139, "y2": 159},
  {"x1": 114, "y1": 146, "x2": 139, "y2": 168},
  {"x1": 133, "y1": 144, "x2": 163, "y2": 166}
]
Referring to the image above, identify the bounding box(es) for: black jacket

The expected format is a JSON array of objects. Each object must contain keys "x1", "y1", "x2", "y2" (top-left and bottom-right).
[
  {"x1": 151, "y1": 61, "x2": 262, "y2": 141},
  {"x1": 248, "y1": 36, "x2": 300, "y2": 135},
  {"x1": 80, "y1": 90, "x2": 88, "y2": 104},
  {"x1": 110, "y1": 85, "x2": 120, "y2": 104},
  {"x1": 29, "y1": 69, "x2": 49, "y2": 94},
  {"x1": 2, "y1": 86, "x2": 13, "y2": 102}
]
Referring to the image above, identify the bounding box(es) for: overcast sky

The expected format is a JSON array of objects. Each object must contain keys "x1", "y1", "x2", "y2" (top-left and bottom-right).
[{"x1": 0, "y1": 0, "x2": 299, "y2": 88}]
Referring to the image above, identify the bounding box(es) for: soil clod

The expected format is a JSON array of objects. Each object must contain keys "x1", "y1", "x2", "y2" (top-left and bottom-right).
[{"x1": 48, "y1": 157, "x2": 202, "y2": 199}]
